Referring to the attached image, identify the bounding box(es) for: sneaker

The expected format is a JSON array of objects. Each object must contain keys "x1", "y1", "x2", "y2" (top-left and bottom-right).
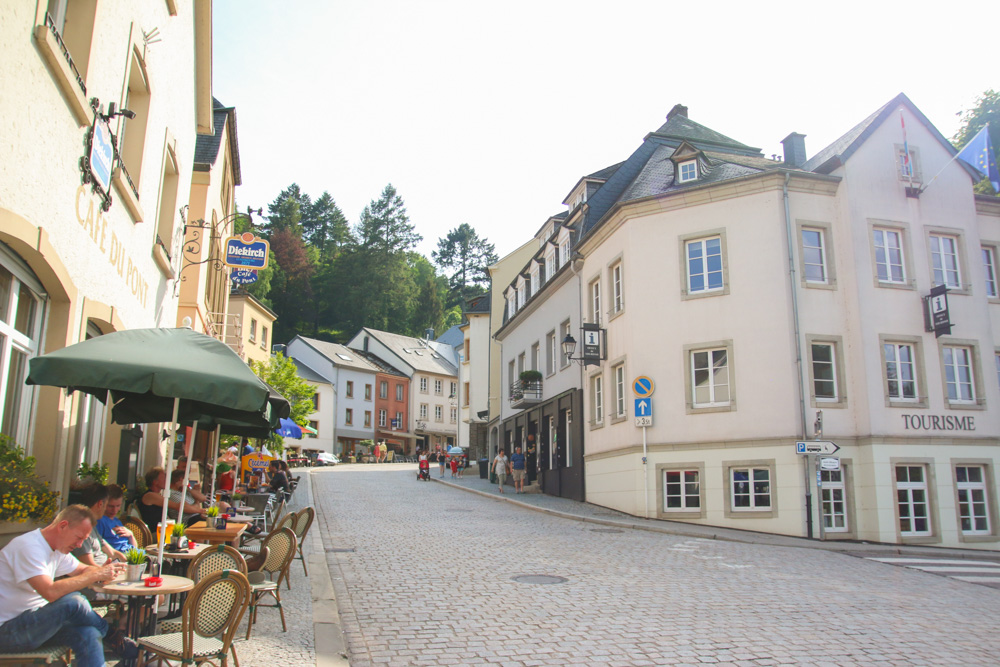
[{"x1": 105, "y1": 628, "x2": 139, "y2": 659}]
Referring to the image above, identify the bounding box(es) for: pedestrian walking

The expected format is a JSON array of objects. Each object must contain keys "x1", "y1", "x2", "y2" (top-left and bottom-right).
[
  {"x1": 438, "y1": 448, "x2": 447, "y2": 478},
  {"x1": 510, "y1": 445, "x2": 526, "y2": 493},
  {"x1": 492, "y1": 449, "x2": 510, "y2": 494},
  {"x1": 449, "y1": 456, "x2": 458, "y2": 478}
]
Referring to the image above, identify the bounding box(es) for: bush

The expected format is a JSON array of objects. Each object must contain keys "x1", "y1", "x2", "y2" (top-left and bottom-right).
[{"x1": 0, "y1": 434, "x2": 60, "y2": 523}]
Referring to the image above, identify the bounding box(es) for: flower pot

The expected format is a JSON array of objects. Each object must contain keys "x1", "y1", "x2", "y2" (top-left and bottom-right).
[
  {"x1": 126, "y1": 563, "x2": 146, "y2": 582},
  {"x1": 206, "y1": 516, "x2": 218, "y2": 529},
  {"x1": 170, "y1": 535, "x2": 188, "y2": 549}
]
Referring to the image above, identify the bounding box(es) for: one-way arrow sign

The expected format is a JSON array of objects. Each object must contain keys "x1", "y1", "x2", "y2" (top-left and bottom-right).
[
  {"x1": 635, "y1": 399, "x2": 651, "y2": 416},
  {"x1": 795, "y1": 441, "x2": 840, "y2": 455}
]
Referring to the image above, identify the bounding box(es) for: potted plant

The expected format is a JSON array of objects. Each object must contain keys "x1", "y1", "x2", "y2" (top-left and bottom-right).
[
  {"x1": 125, "y1": 547, "x2": 148, "y2": 582},
  {"x1": 205, "y1": 505, "x2": 220, "y2": 529},
  {"x1": 0, "y1": 435, "x2": 60, "y2": 540},
  {"x1": 170, "y1": 522, "x2": 187, "y2": 549},
  {"x1": 519, "y1": 369, "x2": 542, "y2": 386}
]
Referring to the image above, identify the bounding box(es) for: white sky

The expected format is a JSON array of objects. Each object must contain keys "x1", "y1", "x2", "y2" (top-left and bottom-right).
[{"x1": 212, "y1": 0, "x2": 996, "y2": 260}]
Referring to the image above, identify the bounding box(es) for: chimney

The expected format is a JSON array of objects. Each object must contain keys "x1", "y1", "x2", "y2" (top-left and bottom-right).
[
  {"x1": 425, "y1": 328, "x2": 435, "y2": 340},
  {"x1": 667, "y1": 104, "x2": 688, "y2": 121},
  {"x1": 781, "y1": 133, "x2": 807, "y2": 168}
]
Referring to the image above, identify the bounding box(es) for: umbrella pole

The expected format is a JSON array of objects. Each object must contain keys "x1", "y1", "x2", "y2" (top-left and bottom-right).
[
  {"x1": 179, "y1": 421, "x2": 197, "y2": 524},
  {"x1": 157, "y1": 398, "x2": 180, "y2": 574},
  {"x1": 209, "y1": 425, "x2": 221, "y2": 502}
]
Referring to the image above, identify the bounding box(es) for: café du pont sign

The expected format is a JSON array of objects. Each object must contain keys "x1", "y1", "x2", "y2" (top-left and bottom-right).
[
  {"x1": 224, "y1": 233, "x2": 270, "y2": 270},
  {"x1": 230, "y1": 269, "x2": 259, "y2": 285}
]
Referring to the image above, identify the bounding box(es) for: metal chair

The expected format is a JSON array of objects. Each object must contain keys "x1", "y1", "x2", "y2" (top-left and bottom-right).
[
  {"x1": 137, "y1": 570, "x2": 251, "y2": 667},
  {"x1": 239, "y1": 509, "x2": 294, "y2": 555},
  {"x1": 124, "y1": 516, "x2": 153, "y2": 550},
  {"x1": 244, "y1": 527, "x2": 296, "y2": 640},
  {"x1": 291, "y1": 506, "x2": 315, "y2": 578}
]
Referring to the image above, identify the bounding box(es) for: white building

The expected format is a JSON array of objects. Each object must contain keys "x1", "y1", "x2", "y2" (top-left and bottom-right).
[
  {"x1": 283, "y1": 358, "x2": 335, "y2": 457},
  {"x1": 458, "y1": 294, "x2": 491, "y2": 459}
]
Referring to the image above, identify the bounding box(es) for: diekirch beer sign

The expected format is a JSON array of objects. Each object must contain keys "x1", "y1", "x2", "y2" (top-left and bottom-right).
[{"x1": 224, "y1": 233, "x2": 270, "y2": 270}]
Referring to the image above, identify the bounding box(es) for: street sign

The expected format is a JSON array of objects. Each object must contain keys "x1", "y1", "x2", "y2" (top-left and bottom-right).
[
  {"x1": 820, "y1": 457, "x2": 841, "y2": 471},
  {"x1": 635, "y1": 398, "x2": 652, "y2": 417},
  {"x1": 633, "y1": 376, "x2": 654, "y2": 398},
  {"x1": 795, "y1": 440, "x2": 840, "y2": 455},
  {"x1": 635, "y1": 415, "x2": 652, "y2": 427}
]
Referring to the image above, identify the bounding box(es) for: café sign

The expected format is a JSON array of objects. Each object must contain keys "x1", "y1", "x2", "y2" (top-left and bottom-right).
[{"x1": 224, "y1": 233, "x2": 270, "y2": 270}]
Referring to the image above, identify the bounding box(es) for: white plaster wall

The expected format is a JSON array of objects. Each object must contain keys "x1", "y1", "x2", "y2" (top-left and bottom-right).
[{"x1": 284, "y1": 380, "x2": 335, "y2": 455}]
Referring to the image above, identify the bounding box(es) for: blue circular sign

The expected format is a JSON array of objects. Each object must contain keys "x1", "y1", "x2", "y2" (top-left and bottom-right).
[{"x1": 633, "y1": 376, "x2": 654, "y2": 398}]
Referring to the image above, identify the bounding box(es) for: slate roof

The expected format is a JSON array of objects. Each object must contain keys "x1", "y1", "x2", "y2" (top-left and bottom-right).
[
  {"x1": 193, "y1": 98, "x2": 241, "y2": 185},
  {"x1": 435, "y1": 325, "x2": 464, "y2": 349},
  {"x1": 352, "y1": 350, "x2": 408, "y2": 378},
  {"x1": 650, "y1": 113, "x2": 760, "y2": 156},
  {"x1": 619, "y1": 146, "x2": 781, "y2": 202},
  {"x1": 464, "y1": 292, "x2": 491, "y2": 314},
  {"x1": 360, "y1": 328, "x2": 458, "y2": 376},
  {"x1": 587, "y1": 161, "x2": 624, "y2": 180},
  {"x1": 294, "y1": 336, "x2": 379, "y2": 373},
  {"x1": 291, "y1": 358, "x2": 330, "y2": 384}
]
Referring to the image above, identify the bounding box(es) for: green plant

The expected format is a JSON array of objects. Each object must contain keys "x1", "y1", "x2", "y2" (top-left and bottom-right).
[
  {"x1": 205, "y1": 505, "x2": 220, "y2": 518},
  {"x1": 76, "y1": 462, "x2": 109, "y2": 485},
  {"x1": 519, "y1": 370, "x2": 542, "y2": 384},
  {"x1": 171, "y1": 523, "x2": 185, "y2": 537},
  {"x1": 125, "y1": 548, "x2": 148, "y2": 565},
  {"x1": 232, "y1": 492, "x2": 243, "y2": 502},
  {"x1": 0, "y1": 434, "x2": 60, "y2": 523}
]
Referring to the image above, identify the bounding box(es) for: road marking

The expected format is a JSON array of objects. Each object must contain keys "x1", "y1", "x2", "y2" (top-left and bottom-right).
[
  {"x1": 867, "y1": 558, "x2": 999, "y2": 566},
  {"x1": 865, "y1": 556, "x2": 1000, "y2": 587}
]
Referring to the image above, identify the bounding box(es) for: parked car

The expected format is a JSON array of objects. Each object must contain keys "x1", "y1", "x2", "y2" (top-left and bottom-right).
[
  {"x1": 287, "y1": 456, "x2": 309, "y2": 468},
  {"x1": 315, "y1": 452, "x2": 340, "y2": 466}
]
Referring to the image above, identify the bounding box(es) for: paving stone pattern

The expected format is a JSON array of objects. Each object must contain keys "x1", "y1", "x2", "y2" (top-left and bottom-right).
[{"x1": 316, "y1": 465, "x2": 1000, "y2": 666}]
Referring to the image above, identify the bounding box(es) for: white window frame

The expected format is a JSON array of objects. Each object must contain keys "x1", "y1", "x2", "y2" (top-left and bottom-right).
[
  {"x1": 591, "y1": 373, "x2": 603, "y2": 426},
  {"x1": 378, "y1": 409, "x2": 386, "y2": 427},
  {"x1": 955, "y1": 465, "x2": 991, "y2": 535},
  {"x1": 691, "y1": 347, "x2": 730, "y2": 408},
  {"x1": 929, "y1": 234, "x2": 962, "y2": 289},
  {"x1": 873, "y1": 227, "x2": 906, "y2": 284},
  {"x1": 730, "y1": 467, "x2": 771, "y2": 511},
  {"x1": 677, "y1": 160, "x2": 697, "y2": 183},
  {"x1": 434, "y1": 379, "x2": 442, "y2": 396},
  {"x1": 450, "y1": 406, "x2": 457, "y2": 424},
  {"x1": 380, "y1": 380, "x2": 388, "y2": 399},
  {"x1": 589, "y1": 277, "x2": 601, "y2": 325},
  {"x1": 984, "y1": 245, "x2": 999, "y2": 299},
  {"x1": 610, "y1": 261, "x2": 623, "y2": 314},
  {"x1": 560, "y1": 320, "x2": 571, "y2": 368},
  {"x1": 396, "y1": 384, "x2": 403, "y2": 401},
  {"x1": 419, "y1": 377, "x2": 428, "y2": 394},
  {"x1": 434, "y1": 405, "x2": 443, "y2": 422},
  {"x1": 685, "y1": 236, "x2": 724, "y2": 294},
  {"x1": 884, "y1": 342, "x2": 919, "y2": 402},
  {"x1": 896, "y1": 464, "x2": 931, "y2": 537},
  {"x1": 546, "y1": 331, "x2": 556, "y2": 376},
  {"x1": 613, "y1": 363, "x2": 626, "y2": 419},
  {"x1": 810, "y1": 342, "x2": 838, "y2": 402},
  {"x1": 801, "y1": 227, "x2": 828, "y2": 284},
  {"x1": 0, "y1": 256, "x2": 45, "y2": 448},
  {"x1": 820, "y1": 469, "x2": 848, "y2": 532},
  {"x1": 663, "y1": 469, "x2": 701, "y2": 512},
  {"x1": 419, "y1": 404, "x2": 427, "y2": 419},
  {"x1": 943, "y1": 345, "x2": 975, "y2": 404}
]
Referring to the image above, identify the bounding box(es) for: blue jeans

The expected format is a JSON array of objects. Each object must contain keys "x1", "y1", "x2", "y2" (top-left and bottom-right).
[{"x1": 0, "y1": 592, "x2": 108, "y2": 667}]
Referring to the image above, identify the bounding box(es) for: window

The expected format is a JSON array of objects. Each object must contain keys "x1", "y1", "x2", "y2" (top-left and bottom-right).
[
  {"x1": 591, "y1": 374, "x2": 604, "y2": 426},
  {"x1": 311, "y1": 393, "x2": 319, "y2": 411},
  {"x1": 450, "y1": 381, "x2": 457, "y2": 397},
  {"x1": 884, "y1": 342, "x2": 918, "y2": 401},
  {"x1": 419, "y1": 404, "x2": 428, "y2": 419},
  {"x1": 610, "y1": 262, "x2": 623, "y2": 314},
  {"x1": 664, "y1": 470, "x2": 700, "y2": 511},
  {"x1": 943, "y1": 346, "x2": 975, "y2": 404},
  {"x1": 546, "y1": 250, "x2": 555, "y2": 280},
  {"x1": 396, "y1": 384, "x2": 403, "y2": 401},
  {"x1": 419, "y1": 377, "x2": 428, "y2": 393},
  {"x1": 956, "y1": 465, "x2": 990, "y2": 535},
  {"x1": 984, "y1": 247, "x2": 998, "y2": 298},
  {"x1": 261, "y1": 327, "x2": 268, "y2": 350},
  {"x1": 589, "y1": 278, "x2": 601, "y2": 324},
  {"x1": 345, "y1": 408, "x2": 353, "y2": 425},
  {"x1": 560, "y1": 239, "x2": 569, "y2": 267},
  {"x1": 546, "y1": 331, "x2": 556, "y2": 375},
  {"x1": 248, "y1": 319, "x2": 257, "y2": 343},
  {"x1": 731, "y1": 467, "x2": 771, "y2": 510},
  {"x1": 810, "y1": 342, "x2": 837, "y2": 401},
  {"x1": 378, "y1": 409, "x2": 386, "y2": 427},
  {"x1": 508, "y1": 360, "x2": 515, "y2": 394},
  {"x1": 686, "y1": 237, "x2": 724, "y2": 294},
  {"x1": 677, "y1": 160, "x2": 697, "y2": 183},
  {"x1": 365, "y1": 384, "x2": 372, "y2": 401},
  {"x1": 530, "y1": 266, "x2": 538, "y2": 296},
  {"x1": 365, "y1": 411, "x2": 372, "y2": 428},
  {"x1": 307, "y1": 420, "x2": 318, "y2": 438},
  {"x1": 0, "y1": 259, "x2": 45, "y2": 445},
  {"x1": 434, "y1": 405, "x2": 443, "y2": 422},
  {"x1": 345, "y1": 381, "x2": 353, "y2": 398},
  {"x1": 463, "y1": 382, "x2": 470, "y2": 406},
  {"x1": 802, "y1": 228, "x2": 827, "y2": 284},
  {"x1": 896, "y1": 145, "x2": 921, "y2": 182},
  {"x1": 37, "y1": 0, "x2": 99, "y2": 125},
  {"x1": 613, "y1": 364, "x2": 626, "y2": 419},
  {"x1": 873, "y1": 228, "x2": 906, "y2": 284},
  {"x1": 115, "y1": 46, "x2": 151, "y2": 210},
  {"x1": 929, "y1": 234, "x2": 961, "y2": 289},
  {"x1": 450, "y1": 406, "x2": 457, "y2": 423},
  {"x1": 896, "y1": 465, "x2": 931, "y2": 536},
  {"x1": 434, "y1": 379, "x2": 442, "y2": 395},
  {"x1": 821, "y1": 469, "x2": 848, "y2": 532},
  {"x1": 381, "y1": 381, "x2": 389, "y2": 399},
  {"x1": 560, "y1": 321, "x2": 571, "y2": 368},
  {"x1": 691, "y1": 348, "x2": 730, "y2": 408},
  {"x1": 395, "y1": 412, "x2": 402, "y2": 428},
  {"x1": 155, "y1": 143, "x2": 179, "y2": 260},
  {"x1": 530, "y1": 343, "x2": 539, "y2": 372}
]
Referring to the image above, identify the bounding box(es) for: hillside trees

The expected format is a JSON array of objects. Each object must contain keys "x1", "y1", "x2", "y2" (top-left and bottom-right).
[{"x1": 432, "y1": 223, "x2": 498, "y2": 307}]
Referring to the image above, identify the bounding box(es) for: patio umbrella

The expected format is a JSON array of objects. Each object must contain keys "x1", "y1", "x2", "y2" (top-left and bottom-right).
[
  {"x1": 26, "y1": 327, "x2": 273, "y2": 571},
  {"x1": 276, "y1": 418, "x2": 302, "y2": 439}
]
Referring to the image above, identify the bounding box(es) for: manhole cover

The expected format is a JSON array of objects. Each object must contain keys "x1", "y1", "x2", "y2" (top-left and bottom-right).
[
  {"x1": 590, "y1": 528, "x2": 624, "y2": 533},
  {"x1": 326, "y1": 547, "x2": 355, "y2": 553},
  {"x1": 511, "y1": 575, "x2": 568, "y2": 585}
]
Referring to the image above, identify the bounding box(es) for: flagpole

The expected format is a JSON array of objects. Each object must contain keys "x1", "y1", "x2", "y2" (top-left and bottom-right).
[{"x1": 920, "y1": 123, "x2": 992, "y2": 195}]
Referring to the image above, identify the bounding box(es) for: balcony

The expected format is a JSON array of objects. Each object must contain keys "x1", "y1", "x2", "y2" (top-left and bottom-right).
[
  {"x1": 207, "y1": 311, "x2": 244, "y2": 360},
  {"x1": 509, "y1": 379, "x2": 542, "y2": 409}
]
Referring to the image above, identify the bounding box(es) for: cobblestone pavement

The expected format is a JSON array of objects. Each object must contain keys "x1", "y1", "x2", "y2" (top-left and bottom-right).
[{"x1": 316, "y1": 464, "x2": 1000, "y2": 667}]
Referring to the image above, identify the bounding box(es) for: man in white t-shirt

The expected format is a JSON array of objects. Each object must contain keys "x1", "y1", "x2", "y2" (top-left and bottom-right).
[{"x1": 0, "y1": 505, "x2": 135, "y2": 666}]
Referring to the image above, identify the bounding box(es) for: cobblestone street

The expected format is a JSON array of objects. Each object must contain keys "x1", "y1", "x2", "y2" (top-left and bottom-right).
[{"x1": 316, "y1": 464, "x2": 1000, "y2": 667}]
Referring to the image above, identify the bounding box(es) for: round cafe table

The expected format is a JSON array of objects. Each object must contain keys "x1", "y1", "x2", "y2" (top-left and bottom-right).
[{"x1": 92, "y1": 574, "x2": 194, "y2": 667}]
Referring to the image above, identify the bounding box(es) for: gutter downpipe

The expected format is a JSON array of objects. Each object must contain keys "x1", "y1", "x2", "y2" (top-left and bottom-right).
[{"x1": 784, "y1": 173, "x2": 813, "y2": 539}]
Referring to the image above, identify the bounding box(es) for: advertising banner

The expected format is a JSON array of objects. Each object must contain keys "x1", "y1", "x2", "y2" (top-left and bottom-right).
[
  {"x1": 241, "y1": 452, "x2": 274, "y2": 479},
  {"x1": 224, "y1": 233, "x2": 270, "y2": 270}
]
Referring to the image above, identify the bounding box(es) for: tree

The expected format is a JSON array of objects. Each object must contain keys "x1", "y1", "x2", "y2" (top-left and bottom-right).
[
  {"x1": 355, "y1": 184, "x2": 422, "y2": 253},
  {"x1": 432, "y1": 223, "x2": 498, "y2": 306},
  {"x1": 268, "y1": 228, "x2": 315, "y2": 343},
  {"x1": 953, "y1": 89, "x2": 999, "y2": 195},
  {"x1": 263, "y1": 184, "x2": 309, "y2": 235},
  {"x1": 249, "y1": 352, "x2": 316, "y2": 451},
  {"x1": 409, "y1": 254, "x2": 448, "y2": 335},
  {"x1": 302, "y1": 192, "x2": 353, "y2": 255}
]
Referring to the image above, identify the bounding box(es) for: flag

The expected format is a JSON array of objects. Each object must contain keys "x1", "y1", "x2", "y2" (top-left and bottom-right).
[
  {"x1": 900, "y1": 110, "x2": 912, "y2": 178},
  {"x1": 956, "y1": 124, "x2": 1000, "y2": 193}
]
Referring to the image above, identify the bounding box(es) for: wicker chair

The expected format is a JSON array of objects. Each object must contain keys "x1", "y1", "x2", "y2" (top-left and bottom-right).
[
  {"x1": 239, "y1": 501, "x2": 291, "y2": 553},
  {"x1": 244, "y1": 528, "x2": 296, "y2": 640},
  {"x1": 137, "y1": 570, "x2": 251, "y2": 667},
  {"x1": 0, "y1": 643, "x2": 72, "y2": 665},
  {"x1": 123, "y1": 516, "x2": 153, "y2": 550},
  {"x1": 291, "y1": 506, "x2": 315, "y2": 578},
  {"x1": 159, "y1": 546, "x2": 249, "y2": 667}
]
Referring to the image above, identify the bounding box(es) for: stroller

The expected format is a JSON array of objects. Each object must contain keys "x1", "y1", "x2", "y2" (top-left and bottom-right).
[{"x1": 417, "y1": 457, "x2": 430, "y2": 481}]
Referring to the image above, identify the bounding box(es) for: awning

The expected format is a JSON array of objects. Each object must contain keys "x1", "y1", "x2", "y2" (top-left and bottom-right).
[{"x1": 377, "y1": 428, "x2": 418, "y2": 440}]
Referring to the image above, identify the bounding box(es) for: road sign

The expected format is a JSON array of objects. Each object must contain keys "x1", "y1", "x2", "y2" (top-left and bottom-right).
[
  {"x1": 820, "y1": 457, "x2": 841, "y2": 471},
  {"x1": 635, "y1": 415, "x2": 652, "y2": 427},
  {"x1": 795, "y1": 440, "x2": 840, "y2": 455},
  {"x1": 635, "y1": 398, "x2": 652, "y2": 417},
  {"x1": 633, "y1": 376, "x2": 654, "y2": 398}
]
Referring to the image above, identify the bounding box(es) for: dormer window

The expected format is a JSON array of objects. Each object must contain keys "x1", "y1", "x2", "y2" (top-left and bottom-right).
[{"x1": 678, "y1": 160, "x2": 698, "y2": 183}]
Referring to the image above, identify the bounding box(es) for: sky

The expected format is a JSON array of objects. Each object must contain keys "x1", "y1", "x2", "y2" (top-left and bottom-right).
[{"x1": 212, "y1": 0, "x2": 996, "y2": 260}]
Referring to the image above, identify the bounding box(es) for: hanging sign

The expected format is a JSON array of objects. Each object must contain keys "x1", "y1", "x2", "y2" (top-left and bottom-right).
[
  {"x1": 224, "y1": 233, "x2": 270, "y2": 270},
  {"x1": 580, "y1": 323, "x2": 606, "y2": 366},
  {"x1": 922, "y1": 285, "x2": 952, "y2": 338},
  {"x1": 231, "y1": 268, "x2": 259, "y2": 285}
]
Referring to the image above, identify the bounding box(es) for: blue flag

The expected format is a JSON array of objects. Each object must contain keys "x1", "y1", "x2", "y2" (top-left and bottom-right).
[{"x1": 956, "y1": 124, "x2": 1000, "y2": 193}]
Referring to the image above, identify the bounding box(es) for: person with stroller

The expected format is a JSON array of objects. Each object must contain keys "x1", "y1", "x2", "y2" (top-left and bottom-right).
[{"x1": 417, "y1": 450, "x2": 430, "y2": 481}]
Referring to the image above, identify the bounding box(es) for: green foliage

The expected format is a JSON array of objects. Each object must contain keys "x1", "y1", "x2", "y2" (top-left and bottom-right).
[
  {"x1": 432, "y1": 223, "x2": 498, "y2": 307},
  {"x1": 171, "y1": 522, "x2": 186, "y2": 537},
  {"x1": 76, "y1": 462, "x2": 109, "y2": 485},
  {"x1": 953, "y1": 89, "x2": 999, "y2": 195},
  {"x1": 250, "y1": 352, "x2": 316, "y2": 426},
  {"x1": 125, "y1": 547, "x2": 148, "y2": 565},
  {"x1": 206, "y1": 505, "x2": 220, "y2": 518},
  {"x1": 0, "y1": 434, "x2": 60, "y2": 523}
]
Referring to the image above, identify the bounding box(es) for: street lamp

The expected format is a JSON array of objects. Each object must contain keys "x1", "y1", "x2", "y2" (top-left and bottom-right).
[{"x1": 561, "y1": 333, "x2": 586, "y2": 365}]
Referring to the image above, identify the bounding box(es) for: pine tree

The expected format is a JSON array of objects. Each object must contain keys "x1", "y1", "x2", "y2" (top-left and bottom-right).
[{"x1": 432, "y1": 223, "x2": 498, "y2": 306}]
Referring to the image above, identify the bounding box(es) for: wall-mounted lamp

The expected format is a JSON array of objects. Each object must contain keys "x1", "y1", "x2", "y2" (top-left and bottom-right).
[
  {"x1": 561, "y1": 334, "x2": 585, "y2": 365},
  {"x1": 103, "y1": 102, "x2": 136, "y2": 121}
]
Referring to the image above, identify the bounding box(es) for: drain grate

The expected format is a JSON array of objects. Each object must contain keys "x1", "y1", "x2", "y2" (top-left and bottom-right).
[
  {"x1": 326, "y1": 547, "x2": 355, "y2": 553},
  {"x1": 590, "y1": 528, "x2": 624, "y2": 533},
  {"x1": 511, "y1": 574, "x2": 568, "y2": 585}
]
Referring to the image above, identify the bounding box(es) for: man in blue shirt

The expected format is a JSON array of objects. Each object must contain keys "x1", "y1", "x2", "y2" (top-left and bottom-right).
[
  {"x1": 510, "y1": 446, "x2": 527, "y2": 494},
  {"x1": 95, "y1": 485, "x2": 137, "y2": 554}
]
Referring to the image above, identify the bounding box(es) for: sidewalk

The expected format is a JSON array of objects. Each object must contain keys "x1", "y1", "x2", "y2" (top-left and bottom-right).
[{"x1": 433, "y1": 466, "x2": 998, "y2": 559}]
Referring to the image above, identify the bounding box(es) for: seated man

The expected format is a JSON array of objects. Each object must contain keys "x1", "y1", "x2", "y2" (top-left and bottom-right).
[
  {"x1": 73, "y1": 483, "x2": 126, "y2": 568},
  {"x1": 137, "y1": 467, "x2": 204, "y2": 534},
  {"x1": 95, "y1": 484, "x2": 138, "y2": 554},
  {"x1": 0, "y1": 505, "x2": 136, "y2": 665},
  {"x1": 176, "y1": 457, "x2": 231, "y2": 512},
  {"x1": 166, "y1": 469, "x2": 210, "y2": 524}
]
